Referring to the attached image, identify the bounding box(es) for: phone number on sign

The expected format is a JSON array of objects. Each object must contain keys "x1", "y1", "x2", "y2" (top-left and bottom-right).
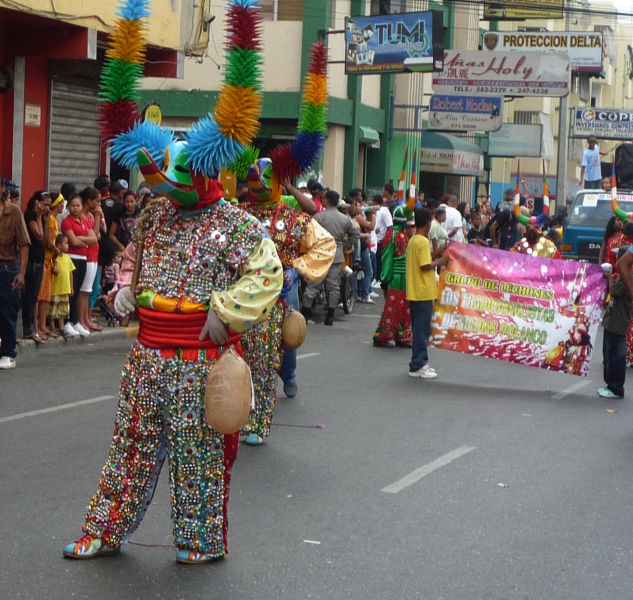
[{"x1": 474, "y1": 86, "x2": 549, "y2": 94}]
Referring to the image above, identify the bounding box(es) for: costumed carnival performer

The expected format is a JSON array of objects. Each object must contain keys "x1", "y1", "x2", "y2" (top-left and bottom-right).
[
  {"x1": 63, "y1": 0, "x2": 282, "y2": 564},
  {"x1": 238, "y1": 42, "x2": 335, "y2": 444},
  {"x1": 372, "y1": 159, "x2": 417, "y2": 348}
]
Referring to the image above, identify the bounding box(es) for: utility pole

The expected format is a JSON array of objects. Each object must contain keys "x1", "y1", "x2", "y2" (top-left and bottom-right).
[{"x1": 556, "y1": 0, "x2": 572, "y2": 212}]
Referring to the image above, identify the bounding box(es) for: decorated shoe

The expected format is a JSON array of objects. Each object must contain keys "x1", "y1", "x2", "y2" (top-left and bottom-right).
[
  {"x1": 244, "y1": 433, "x2": 264, "y2": 446},
  {"x1": 176, "y1": 549, "x2": 223, "y2": 564},
  {"x1": 63, "y1": 534, "x2": 120, "y2": 559}
]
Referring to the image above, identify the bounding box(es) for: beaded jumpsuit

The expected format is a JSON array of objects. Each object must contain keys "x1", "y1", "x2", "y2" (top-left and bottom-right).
[
  {"x1": 241, "y1": 196, "x2": 335, "y2": 438},
  {"x1": 80, "y1": 199, "x2": 282, "y2": 556}
]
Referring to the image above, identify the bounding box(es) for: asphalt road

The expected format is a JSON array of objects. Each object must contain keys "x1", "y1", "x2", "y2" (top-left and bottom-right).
[{"x1": 2, "y1": 299, "x2": 633, "y2": 600}]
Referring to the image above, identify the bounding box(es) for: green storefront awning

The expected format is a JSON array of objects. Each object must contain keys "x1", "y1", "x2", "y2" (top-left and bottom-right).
[
  {"x1": 359, "y1": 126, "x2": 380, "y2": 144},
  {"x1": 420, "y1": 131, "x2": 484, "y2": 176}
]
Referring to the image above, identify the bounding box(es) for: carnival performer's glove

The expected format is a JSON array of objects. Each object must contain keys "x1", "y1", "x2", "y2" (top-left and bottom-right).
[
  {"x1": 114, "y1": 286, "x2": 138, "y2": 317},
  {"x1": 199, "y1": 308, "x2": 229, "y2": 345}
]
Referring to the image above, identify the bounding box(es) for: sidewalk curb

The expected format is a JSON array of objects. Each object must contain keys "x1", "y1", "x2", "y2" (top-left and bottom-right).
[{"x1": 16, "y1": 325, "x2": 140, "y2": 356}]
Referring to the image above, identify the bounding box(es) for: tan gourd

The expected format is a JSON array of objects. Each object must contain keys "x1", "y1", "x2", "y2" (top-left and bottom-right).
[
  {"x1": 204, "y1": 348, "x2": 252, "y2": 434},
  {"x1": 281, "y1": 309, "x2": 306, "y2": 349}
]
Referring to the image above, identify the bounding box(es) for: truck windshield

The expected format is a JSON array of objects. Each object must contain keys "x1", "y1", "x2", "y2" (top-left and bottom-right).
[{"x1": 567, "y1": 191, "x2": 633, "y2": 228}]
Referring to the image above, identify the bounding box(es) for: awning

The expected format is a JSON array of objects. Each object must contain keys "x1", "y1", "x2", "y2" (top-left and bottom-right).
[
  {"x1": 420, "y1": 131, "x2": 484, "y2": 176},
  {"x1": 359, "y1": 126, "x2": 380, "y2": 144}
]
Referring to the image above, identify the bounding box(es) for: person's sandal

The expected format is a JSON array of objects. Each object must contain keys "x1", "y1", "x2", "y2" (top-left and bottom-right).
[{"x1": 24, "y1": 333, "x2": 46, "y2": 344}]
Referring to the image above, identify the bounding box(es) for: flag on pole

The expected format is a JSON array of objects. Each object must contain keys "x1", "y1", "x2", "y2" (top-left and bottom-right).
[
  {"x1": 542, "y1": 160, "x2": 550, "y2": 217},
  {"x1": 396, "y1": 147, "x2": 409, "y2": 205},
  {"x1": 407, "y1": 149, "x2": 417, "y2": 211},
  {"x1": 611, "y1": 157, "x2": 617, "y2": 200},
  {"x1": 513, "y1": 161, "x2": 521, "y2": 218}
]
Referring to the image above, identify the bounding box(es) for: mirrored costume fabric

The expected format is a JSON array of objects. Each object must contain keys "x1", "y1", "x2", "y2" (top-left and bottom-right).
[
  {"x1": 241, "y1": 200, "x2": 334, "y2": 437},
  {"x1": 80, "y1": 201, "x2": 282, "y2": 555}
]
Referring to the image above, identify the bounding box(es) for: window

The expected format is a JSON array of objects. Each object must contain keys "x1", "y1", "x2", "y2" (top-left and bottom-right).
[
  {"x1": 513, "y1": 111, "x2": 538, "y2": 125},
  {"x1": 370, "y1": 0, "x2": 406, "y2": 15},
  {"x1": 260, "y1": 0, "x2": 303, "y2": 21}
]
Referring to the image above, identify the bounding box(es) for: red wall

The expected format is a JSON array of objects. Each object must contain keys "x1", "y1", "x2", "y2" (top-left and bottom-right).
[
  {"x1": 0, "y1": 22, "x2": 12, "y2": 183},
  {"x1": 21, "y1": 56, "x2": 50, "y2": 203}
]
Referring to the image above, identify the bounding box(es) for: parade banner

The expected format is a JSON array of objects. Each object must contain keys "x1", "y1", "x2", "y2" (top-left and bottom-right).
[
  {"x1": 345, "y1": 12, "x2": 444, "y2": 74},
  {"x1": 431, "y1": 244, "x2": 606, "y2": 376},
  {"x1": 432, "y1": 50, "x2": 570, "y2": 97}
]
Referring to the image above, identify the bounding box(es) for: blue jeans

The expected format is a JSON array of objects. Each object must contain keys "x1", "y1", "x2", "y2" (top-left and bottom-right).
[
  {"x1": 603, "y1": 328, "x2": 626, "y2": 397},
  {"x1": 370, "y1": 251, "x2": 376, "y2": 282},
  {"x1": 279, "y1": 278, "x2": 299, "y2": 384},
  {"x1": 358, "y1": 248, "x2": 372, "y2": 300},
  {"x1": 0, "y1": 262, "x2": 22, "y2": 358},
  {"x1": 409, "y1": 300, "x2": 434, "y2": 372}
]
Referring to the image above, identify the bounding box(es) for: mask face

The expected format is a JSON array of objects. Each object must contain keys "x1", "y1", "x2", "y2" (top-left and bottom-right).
[
  {"x1": 247, "y1": 157, "x2": 281, "y2": 203},
  {"x1": 137, "y1": 141, "x2": 201, "y2": 208}
]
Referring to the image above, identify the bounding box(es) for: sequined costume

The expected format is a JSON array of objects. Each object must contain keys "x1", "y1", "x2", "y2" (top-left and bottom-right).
[
  {"x1": 81, "y1": 199, "x2": 282, "y2": 555},
  {"x1": 64, "y1": 0, "x2": 280, "y2": 561},
  {"x1": 241, "y1": 184, "x2": 335, "y2": 438},
  {"x1": 373, "y1": 206, "x2": 413, "y2": 345},
  {"x1": 510, "y1": 234, "x2": 562, "y2": 259}
]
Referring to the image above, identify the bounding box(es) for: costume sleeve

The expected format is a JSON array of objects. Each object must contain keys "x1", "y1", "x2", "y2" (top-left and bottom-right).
[
  {"x1": 293, "y1": 219, "x2": 336, "y2": 284},
  {"x1": 210, "y1": 237, "x2": 283, "y2": 332}
]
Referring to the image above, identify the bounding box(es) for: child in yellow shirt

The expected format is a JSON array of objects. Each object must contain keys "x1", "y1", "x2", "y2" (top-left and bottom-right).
[{"x1": 49, "y1": 234, "x2": 77, "y2": 337}]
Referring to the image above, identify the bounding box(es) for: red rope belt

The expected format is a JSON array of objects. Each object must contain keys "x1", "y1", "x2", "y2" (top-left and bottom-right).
[{"x1": 137, "y1": 306, "x2": 242, "y2": 356}]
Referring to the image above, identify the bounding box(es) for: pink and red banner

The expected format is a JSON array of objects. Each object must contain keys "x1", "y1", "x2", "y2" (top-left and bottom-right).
[{"x1": 430, "y1": 244, "x2": 607, "y2": 376}]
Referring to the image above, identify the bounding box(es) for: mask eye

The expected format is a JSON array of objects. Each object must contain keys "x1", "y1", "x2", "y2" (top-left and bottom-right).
[
  {"x1": 175, "y1": 164, "x2": 189, "y2": 174},
  {"x1": 163, "y1": 146, "x2": 171, "y2": 169}
]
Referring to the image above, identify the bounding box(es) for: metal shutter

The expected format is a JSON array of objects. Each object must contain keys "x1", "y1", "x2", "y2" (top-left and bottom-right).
[{"x1": 47, "y1": 79, "x2": 100, "y2": 194}]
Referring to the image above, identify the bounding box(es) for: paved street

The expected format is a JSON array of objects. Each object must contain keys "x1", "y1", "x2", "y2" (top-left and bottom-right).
[{"x1": 2, "y1": 299, "x2": 633, "y2": 600}]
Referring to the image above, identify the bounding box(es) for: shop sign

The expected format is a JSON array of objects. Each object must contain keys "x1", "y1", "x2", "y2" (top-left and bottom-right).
[
  {"x1": 428, "y1": 95, "x2": 503, "y2": 132},
  {"x1": 483, "y1": 0, "x2": 563, "y2": 20},
  {"x1": 571, "y1": 107, "x2": 633, "y2": 140},
  {"x1": 489, "y1": 124, "x2": 543, "y2": 157},
  {"x1": 420, "y1": 148, "x2": 484, "y2": 176},
  {"x1": 432, "y1": 50, "x2": 570, "y2": 97},
  {"x1": 483, "y1": 31, "x2": 603, "y2": 73},
  {"x1": 345, "y1": 11, "x2": 444, "y2": 75}
]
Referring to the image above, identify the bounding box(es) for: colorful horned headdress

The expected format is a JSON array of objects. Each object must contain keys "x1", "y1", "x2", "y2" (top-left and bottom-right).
[
  {"x1": 244, "y1": 42, "x2": 329, "y2": 203},
  {"x1": 100, "y1": 0, "x2": 263, "y2": 210}
]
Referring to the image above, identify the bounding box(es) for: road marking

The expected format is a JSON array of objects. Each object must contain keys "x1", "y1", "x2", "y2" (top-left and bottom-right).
[
  {"x1": 551, "y1": 379, "x2": 591, "y2": 400},
  {"x1": 297, "y1": 353, "x2": 320, "y2": 360},
  {"x1": 347, "y1": 313, "x2": 378, "y2": 318},
  {"x1": 0, "y1": 395, "x2": 115, "y2": 424},
  {"x1": 303, "y1": 540, "x2": 321, "y2": 545},
  {"x1": 381, "y1": 445, "x2": 476, "y2": 494}
]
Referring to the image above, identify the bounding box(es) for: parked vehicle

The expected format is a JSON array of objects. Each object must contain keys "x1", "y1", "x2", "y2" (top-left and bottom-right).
[{"x1": 561, "y1": 189, "x2": 633, "y2": 262}]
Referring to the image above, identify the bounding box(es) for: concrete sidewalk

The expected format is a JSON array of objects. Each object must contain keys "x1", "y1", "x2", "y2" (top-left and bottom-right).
[{"x1": 16, "y1": 323, "x2": 139, "y2": 356}]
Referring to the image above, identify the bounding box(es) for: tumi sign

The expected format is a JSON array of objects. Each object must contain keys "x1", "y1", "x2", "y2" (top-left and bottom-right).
[
  {"x1": 420, "y1": 148, "x2": 484, "y2": 176},
  {"x1": 483, "y1": 31, "x2": 603, "y2": 73},
  {"x1": 432, "y1": 50, "x2": 570, "y2": 97}
]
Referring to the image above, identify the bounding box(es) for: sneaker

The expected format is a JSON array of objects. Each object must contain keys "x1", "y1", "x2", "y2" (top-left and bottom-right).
[
  {"x1": 283, "y1": 380, "x2": 297, "y2": 398},
  {"x1": 73, "y1": 323, "x2": 91, "y2": 336},
  {"x1": 63, "y1": 322, "x2": 81, "y2": 338},
  {"x1": 408, "y1": 364, "x2": 438, "y2": 379},
  {"x1": 359, "y1": 298, "x2": 376, "y2": 305},
  {"x1": 63, "y1": 534, "x2": 120, "y2": 559},
  {"x1": 176, "y1": 549, "x2": 223, "y2": 564},
  {"x1": 0, "y1": 356, "x2": 16, "y2": 369},
  {"x1": 369, "y1": 292, "x2": 380, "y2": 298},
  {"x1": 243, "y1": 433, "x2": 264, "y2": 446},
  {"x1": 597, "y1": 387, "x2": 623, "y2": 399},
  {"x1": 337, "y1": 302, "x2": 344, "y2": 309},
  {"x1": 371, "y1": 281, "x2": 382, "y2": 289}
]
